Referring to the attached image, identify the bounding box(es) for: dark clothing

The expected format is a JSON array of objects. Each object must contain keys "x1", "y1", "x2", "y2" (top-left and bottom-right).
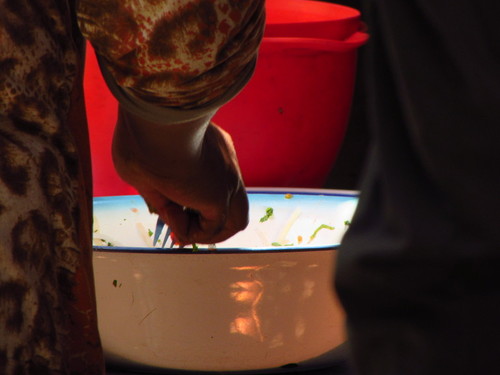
[{"x1": 335, "y1": 1, "x2": 500, "y2": 374}]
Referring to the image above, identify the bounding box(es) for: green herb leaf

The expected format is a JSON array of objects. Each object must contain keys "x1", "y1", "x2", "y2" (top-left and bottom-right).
[
  {"x1": 148, "y1": 229, "x2": 153, "y2": 237},
  {"x1": 272, "y1": 242, "x2": 293, "y2": 247},
  {"x1": 113, "y1": 279, "x2": 122, "y2": 288},
  {"x1": 310, "y1": 224, "x2": 335, "y2": 242},
  {"x1": 260, "y1": 207, "x2": 274, "y2": 223}
]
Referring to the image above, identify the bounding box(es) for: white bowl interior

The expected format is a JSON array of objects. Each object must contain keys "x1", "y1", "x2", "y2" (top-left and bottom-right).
[{"x1": 93, "y1": 189, "x2": 358, "y2": 250}]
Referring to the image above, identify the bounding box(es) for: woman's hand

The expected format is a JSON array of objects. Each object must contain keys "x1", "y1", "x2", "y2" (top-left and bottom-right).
[{"x1": 111, "y1": 106, "x2": 249, "y2": 245}]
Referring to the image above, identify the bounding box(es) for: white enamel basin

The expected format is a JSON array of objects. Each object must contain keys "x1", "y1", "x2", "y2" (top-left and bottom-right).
[{"x1": 92, "y1": 188, "x2": 358, "y2": 373}]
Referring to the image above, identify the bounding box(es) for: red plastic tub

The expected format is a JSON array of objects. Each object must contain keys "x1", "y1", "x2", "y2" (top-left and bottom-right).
[
  {"x1": 264, "y1": 0, "x2": 362, "y2": 40},
  {"x1": 85, "y1": 1, "x2": 368, "y2": 195},
  {"x1": 212, "y1": 31, "x2": 368, "y2": 188},
  {"x1": 84, "y1": 48, "x2": 129, "y2": 196}
]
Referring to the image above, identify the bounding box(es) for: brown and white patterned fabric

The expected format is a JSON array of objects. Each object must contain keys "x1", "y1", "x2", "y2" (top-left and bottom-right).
[
  {"x1": 78, "y1": 0, "x2": 265, "y2": 109},
  {"x1": 0, "y1": 0, "x2": 264, "y2": 373}
]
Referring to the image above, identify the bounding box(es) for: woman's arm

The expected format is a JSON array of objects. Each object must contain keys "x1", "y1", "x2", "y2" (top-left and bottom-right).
[
  {"x1": 77, "y1": 0, "x2": 265, "y2": 244},
  {"x1": 112, "y1": 105, "x2": 249, "y2": 245}
]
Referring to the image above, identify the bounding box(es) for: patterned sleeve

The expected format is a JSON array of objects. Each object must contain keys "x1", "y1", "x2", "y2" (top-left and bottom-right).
[{"x1": 77, "y1": 0, "x2": 265, "y2": 119}]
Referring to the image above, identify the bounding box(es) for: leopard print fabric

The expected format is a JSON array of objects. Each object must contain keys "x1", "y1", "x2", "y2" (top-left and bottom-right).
[
  {"x1": 0, "y1": 0, "x2": 102, "y2": 373},
  {"x1": 1, "y1": 0, "x2": 264, "y2": 373}
]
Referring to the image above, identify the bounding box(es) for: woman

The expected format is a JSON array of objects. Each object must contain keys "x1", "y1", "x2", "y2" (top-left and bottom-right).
[{"x1": 0, "y1": 0, "x2": 264, "y2": 373}]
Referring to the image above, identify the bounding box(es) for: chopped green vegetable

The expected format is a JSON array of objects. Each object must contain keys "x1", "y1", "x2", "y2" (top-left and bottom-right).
[
  {"x1": 344, "y1": 220, "x2": 351, "y2": 226},
  {"x1": 260, "y1": 207, "x2": 274, "y2": 223},
  {"x1": 192, "y1": 243, "x2": 199, "y2": 252},
  {"x1": 310, "y1": 224, "x2": 335, "y2": 242},
  {"x1": 112, "y1": 279, "x2": 122, "y2": 288},
  {"x1": 148, "y1": 228, "x2": 153, "y2": 237},
  {"x1": 272, "y1": 242, "x2": 293, "y2": 247},
  {"x1": 95, "y1": 238, "x2": 113, "y2": 246}
]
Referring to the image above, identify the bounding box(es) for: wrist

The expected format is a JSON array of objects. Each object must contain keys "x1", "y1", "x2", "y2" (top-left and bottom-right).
[{"x1": 112, "y1": 105, "x2": 212, "y2": 178}]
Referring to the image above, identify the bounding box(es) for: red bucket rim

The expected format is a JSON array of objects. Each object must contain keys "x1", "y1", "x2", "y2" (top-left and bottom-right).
[{"x1": 265, "y1": 0, "x2": 361, "y2": 26}]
